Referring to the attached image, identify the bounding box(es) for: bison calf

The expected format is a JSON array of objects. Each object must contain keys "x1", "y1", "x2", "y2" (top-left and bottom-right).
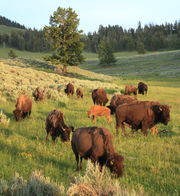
[
  {"x1": 87, "y1": 105, "x2": 112, "y2": 122},
  {"x1": 13, "y1": 94, "x2": 32, "y2": 121},
  {"x1": 45, "y1": 109, "x2": 74, "y2": 142},
  {"x1": 71, "y1": 127, "x2": 124, "y2": 177}
]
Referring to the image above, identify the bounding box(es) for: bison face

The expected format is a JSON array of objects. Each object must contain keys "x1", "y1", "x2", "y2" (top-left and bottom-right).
[
  {"x1": 107, "y1": 153, "x2": 124, "y2": 177},
  {"x1": 151, "y1": 105, "x2": 170, "y2": 125},
  {"x1": 13, "y1": 110, "x2": 23, "y2": 121},
  {"x1": 87, "y1": 111, "x2": 92, "y2": 118},
  {"x1": 60, "y1": 126, "x2": 74, "y2": 142}
]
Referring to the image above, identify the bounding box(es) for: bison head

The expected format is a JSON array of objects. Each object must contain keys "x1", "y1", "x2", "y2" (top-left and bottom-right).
[
  {"x1": 151, "y1": 105, "x2": 170, "y2": 125},
  {"x1": 59, "y1": 126, "x2": 74, "y2": 142},
  {"x1": 13, "y1": 109, "x2": 23, "y2": 121},
  {"x1": 107, "y1": 105, "x2": 116, "y2": 115},
  {"x1": 107, "y1": 153, "x2": 124, "y2": 177}
]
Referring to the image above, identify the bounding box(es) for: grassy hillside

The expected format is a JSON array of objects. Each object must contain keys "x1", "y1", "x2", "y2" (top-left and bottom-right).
[
  {"x1": 0, "y1": 53, "x2": 179, "y2": 195},
  {"x1": 0, "y1": 24, "x2": 25, "y2": 35},
  {"x1": 81, "y1": 50, "x2": 180, "y2": 79}
]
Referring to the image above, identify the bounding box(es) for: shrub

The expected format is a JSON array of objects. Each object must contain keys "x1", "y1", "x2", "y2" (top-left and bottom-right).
[
  {"x1": 0, "y1": 110, "x2": 10, "y2": 126},
  {"x1": 67, "y1": 161, "x2": 146, "y2": 196},
  {"x1": 8, "y1": 49, "x2": 17, "y2": 58},
  {"x1": 0, "y1": 170, "x2": 65, "y2": 196}
]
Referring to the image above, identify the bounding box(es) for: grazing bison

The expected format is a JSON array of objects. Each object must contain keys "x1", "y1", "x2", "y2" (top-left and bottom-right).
[
  {"x1": 71, "y1": 127, "x2": 124, "y2": 177},
  {"x1": 76, "y1": 88, "x2": 83, "y2": 98},
  {"x1": 32, "y1": 87, "x2": 44, "y2": 101},
  {"x1": 92, "y1": 88, "x2": 108, "y2": 106},
  {"x1": 13, "y1": 94, "x2": 32, "y2": 121},
  {"x1": 138, "y1": 82, "x2": 148, "y2": 95},
  {"x1": 45, "y1": 109, "x2": 74, "y2": 142},
  {"x1": 115, "y1": 101, "x2": 170, "y2": 136},
  {"x1": 107, "y1": 94, "x2": 137, "y2": 114},
  {"x1": 87, "y1": 105, "x2": 112, "y2": 122},
  {"x1": 125, "y1": 85, "x2": 137, "y2": 96},
  {"x1": 64, "y1": 83, "x2": 74, "y2": 96}
]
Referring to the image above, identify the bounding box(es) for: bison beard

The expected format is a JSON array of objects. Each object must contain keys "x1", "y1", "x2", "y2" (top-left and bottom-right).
[{"x1": 71, "y1": 127, "x2": 124, "y2": 177}]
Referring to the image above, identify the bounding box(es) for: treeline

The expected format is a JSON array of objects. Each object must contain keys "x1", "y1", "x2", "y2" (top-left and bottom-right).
[
  {"x1": 82, "y1": 21, "x2": 180, "y2": 52},
  {"x1": 0, "y1": 16, "x2": 25, "y2": 29},
  {"x1": 0, "y1": 29, "x2": 50, "y2": 52},
  {"x1": 0, "y1": 15, "x2": 50, "y2": 52}
]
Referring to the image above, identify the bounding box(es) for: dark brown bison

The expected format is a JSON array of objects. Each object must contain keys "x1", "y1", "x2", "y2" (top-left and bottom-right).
[
  {"x1": 45, "y1": 109, "x2": 74, "y2": 142},
  {"x1": 32, "y1": 87, "x2": 44, "y2": 101},
  {"x1": 13, "y1": 94, "x2": 32, "y2": 121},
  {"x1": 107, "y1": 94, "x2": 137, "y2": 114},
  {"x1": 115, "y1": 101, "x2": 170, "y2": 136},
  {"x1": 71, "y1": 127, "x2": 124, "y2": 177},
  {"x1": 125, "y1": 85, "x2": 137, "y2": 96},
  {"x1": 76, "y1": 88, "x2": 83, "y2": 98},
  {"x1": 92, "y1": 88, "x2": 108, "y2": 106},
  {"x1": 64, "y1": 83, "x2": 74, "y2": 96},
  {"x1": 138, "y1": 82, "x2": 148, "y2": 95}
]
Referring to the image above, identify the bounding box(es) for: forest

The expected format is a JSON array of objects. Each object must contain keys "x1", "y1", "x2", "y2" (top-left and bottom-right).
[{"x1": 0, "y1": 15, "x2": 180, "y2": 53}]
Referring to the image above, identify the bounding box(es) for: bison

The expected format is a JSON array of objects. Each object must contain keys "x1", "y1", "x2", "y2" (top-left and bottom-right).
[
  {"x1": 138, "y1": 82, "x2": 148, "y2": 95},
  {"x1": 76, "y1": 88, "x2": 83, "y2": 98},
  {"x1": 32, "y1": 87, "x2": 44, "y2": 101},
  {"x1": 45, "y1": 109, "x2": 74, "y2": 142},
  {"x1": 64, "y1": 83, "x2": 74, "y2": 96},
  {"x1": 71, "y1": 126, "x2": 124, "y2": 177},
  {"x1": 107, "y1": 94, "x2": 137, "y2": 114},
  {"x1": 92, "y1": 88, "x2": 108, "y2": 106},
  {"x1": 13, "y1": 94, "x2": 32, "y2": 121},
  {"x1": 87, "y1": 105, "x2": 112, "y2": 122},
  {"x1": 125, "y1": 85, "x2": 137, "y2": 96},
  {"x1": 115, "y1": 101, "x2": 170, "y2": 136}
]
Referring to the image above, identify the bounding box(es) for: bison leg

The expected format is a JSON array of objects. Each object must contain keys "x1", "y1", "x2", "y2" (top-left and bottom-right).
[
  {"x1": 75, "y1": 154, "x2": 80, "y2": 171},
  {"x1": 80, "y1": 157, "x2": 83, "y2": 170},
  {"x1": 92, "y1": 115, "x2": 96, "y2": 122},
  {"x1": 107, "y1": 115, "x2": 112, "y2": 122},
  {"x1": 141, "y1": 125, "x2": 148, "y2": 136}
]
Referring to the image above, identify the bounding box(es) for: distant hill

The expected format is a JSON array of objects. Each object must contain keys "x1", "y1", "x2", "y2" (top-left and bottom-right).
[
  {"x1": 0, "y1": 15, "x2": 25, "y2": 29},
  {"x1": 0, "y1": 25, "x2": 25, "y2": 35}
]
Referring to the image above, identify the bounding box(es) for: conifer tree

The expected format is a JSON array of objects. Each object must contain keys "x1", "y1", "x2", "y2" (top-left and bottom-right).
[
  {"x1": 44, "y1": 7, "x2": 84, "y2": 71},
  {"x1": 98, "y1": 40, "x2": 116, "y2": 65}
]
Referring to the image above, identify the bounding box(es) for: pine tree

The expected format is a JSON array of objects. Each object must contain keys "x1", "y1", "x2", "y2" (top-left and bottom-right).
[
  {"x1": 136, "y1": 41, "x2": 145, "y2": 54},
  {"x1": 44, "y1": 7, "x2": 84, "y2": 70},
  {"x1": 98, "y1": 40, "x2": 116, "y2": 65},
  {"x1": 8, "y1": 49, "x2": 17, "y2": 58}
]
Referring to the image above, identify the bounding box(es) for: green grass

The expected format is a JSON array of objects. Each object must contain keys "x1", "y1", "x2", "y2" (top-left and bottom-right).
[
  {"x1": 0, "y1": 25, "x2": 25, "y2": 35},
  {"x1": 0, "y1": 51, "x2": 180, "y2": 195},
  {"x1": 80, "y1": 50, "x2": 180, "y2": 80}
]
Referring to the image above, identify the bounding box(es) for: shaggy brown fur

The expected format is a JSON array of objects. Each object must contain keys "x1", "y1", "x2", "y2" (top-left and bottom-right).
[
  {"x1": 107, "y1": 94, "x2": 137, "y2": 114},
  {"x1": 32, "y1": 87, "x2": 44, "y2": 101},
  {"x1": 76, "y1": 88, "x2": 83, "y2": 98},
  {"x1": 71, "y1": 127, "x2": 124, "y2": 177},
  {"x1": 87, "y1": 105, "x2": 112, "y2": 122},
  {"x1": 115, "y1": 101, "x2": 170, "y2": 136},
  {"x1": 64, "y1": 83, "x2": 74, "y2": 96},
  {"x1": 13, "y1": 94, "x2": 32, "y2": 121},
  {"x1": 92, "y1": 88, "x2": 108, "y2": 106},
  {"x1": 125, "y1": 85, "x2": 137, "y2": 96},
  {"x1": 138, "y1": 82, "x2": 148, "y2": 95},
  {"x1": 45, "y1": 110, "x2": 74, "y2": 142}
]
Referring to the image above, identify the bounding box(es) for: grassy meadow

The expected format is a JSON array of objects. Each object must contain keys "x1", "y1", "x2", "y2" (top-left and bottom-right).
[{"x1": 0, "y1": 49, "x2": 180, "y2": 195}]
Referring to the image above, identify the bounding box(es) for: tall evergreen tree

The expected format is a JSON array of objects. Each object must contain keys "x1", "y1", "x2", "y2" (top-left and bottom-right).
[
  {"x1": 98, "y1": 40, "x2": 116, "y2": 65},
  {"x1": 44, "y1": 7, "x2": 84, "y2": 70}
]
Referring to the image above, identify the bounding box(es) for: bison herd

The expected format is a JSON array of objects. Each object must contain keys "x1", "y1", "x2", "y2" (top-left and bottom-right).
[{"x1": 12, "y1": 81, "x2": 171, "y2": 177}]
